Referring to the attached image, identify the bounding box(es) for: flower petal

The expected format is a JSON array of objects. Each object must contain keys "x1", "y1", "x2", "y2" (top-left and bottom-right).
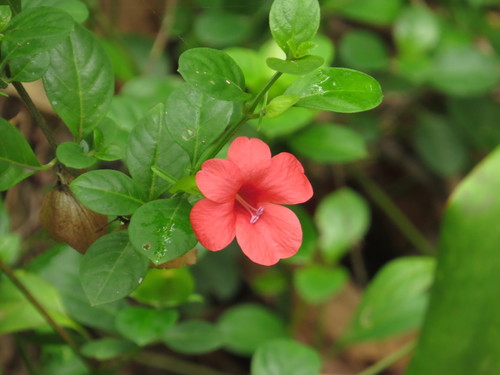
[
  {"x1": 228, "y1": 137, "x2": 272, "y2": 181},
  {"x1": 257, "y1": 152, "x2": 313, "y2": 204},
  {"x1": 197, "y1": 159, "x2": 242, "y2": 203},
  {"x1": 190, "y1": 199, "x2": 236, "y2": 251},
  {"x1": 235, "y1": 203, "x2": 302, "y2": 266}
]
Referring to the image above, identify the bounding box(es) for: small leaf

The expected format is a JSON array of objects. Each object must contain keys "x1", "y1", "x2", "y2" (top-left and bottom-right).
[
  {"x1": 217, "y1": 303, "x2": 288, "y2": 356},
  {"x1": 0, "y1": 5, "x2": 12, "y2": 32},
  {"x1": 70, "y1": 170, "x2": 144, "y2": 216},
  {"x1": 254, "y1": 106, "x2": 315, "y2": 138},
  {"x1": 81, "y1": 338, "x2": 137, "y2": 360},
  {"x1": 56, "y1": 142, "x2": 96, "y2": 169},
  {"x1": 314, "y1": 188, "x2": 370, "y2": 262},
  {"x1": 285, "y1": 68, "x2": 383, "y2": 113},
  {"x1": 265, "y1": 94, "x2": 300, "y2": 119},
  {"x1": 80, "y1": 231, "x2": 149, "y2": 306},
  {"x1": 269, "y1": 0, "x2": 320, "y2": 57},
  {"x1": 7, "y1": 51, "x2": 50, "y2": 82},
  {"x1": 0, "y1": 233, "x2": 21, "y2": 265},
  {"x1": 165, "y1": 83, "x2": 234, "y2": 164},
  {"x1": 331, "y1": 0, "x2": 403, "y2": 26},
  {"x1": 339, "y1": 30, "x2": 389, "y2": 71},
  {"x1": 194, "y1": 9, "x2": 253, "y2": 48},
  {"x1": 294, "y1": 265, "x2": 348, "y2": 304},
  {"x1": 344, "y1": 256, "x2": 435, "y2": 343},
  {"x1": 126, "y1": 103, "x2": 190, "y2": 200},
  {"x1": 289, "y1": 124, "x2": 367, "y2": 163},
  {"x1": 177, "y1": 47, "x2": 250, "y2": 101},
  {"x1": 266, "y1": 55, "x2": 324, "y2": 75},
  {"x1": 22, "y1": 0, "x2": 89, "y2": 23},
  {"x1": 128, "y1": 198, "x2": 197, "y2": 265},
  {"x1": 251, "y1": 339, "x2": 322, "y2": 375},
  {"x1": 43, "y1": 23, "x2": 114, "y2": 141},
  {"x1": 164, "y1": 320, "x2": 224, "y2": 354},
  {"x1": 115, "y1": 306, "x2": 178, "y2": 346}
]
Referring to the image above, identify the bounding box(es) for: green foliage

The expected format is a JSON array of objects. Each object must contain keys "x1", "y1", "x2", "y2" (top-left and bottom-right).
[
  {"x1": 164, "y1": 320, "x2": 224, "y2": 354},
  {"x1": 81, "y1": 338, "x2": 137, "y2": 360},
  {"x1": 294, "y1": 265, "x2": 348, "y2": 304},
  {"x1": 56, "y1": 142, "x2": 96, "y2": 169}
]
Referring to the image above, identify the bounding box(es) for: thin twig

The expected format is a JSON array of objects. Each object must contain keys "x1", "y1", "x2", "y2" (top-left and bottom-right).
[{"x1": 357, "y1": 340, "x2": 415, "y2": 375}]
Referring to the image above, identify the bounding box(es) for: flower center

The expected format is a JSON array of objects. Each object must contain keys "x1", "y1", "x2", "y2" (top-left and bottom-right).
[{"x1": 235, "y1": 194, "x2": 264, "y2": 224}]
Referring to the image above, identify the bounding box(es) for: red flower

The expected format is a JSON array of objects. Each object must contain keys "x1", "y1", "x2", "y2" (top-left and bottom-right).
[{"x1": 190, "y1": 137, "x2": 313, "y2": 266}]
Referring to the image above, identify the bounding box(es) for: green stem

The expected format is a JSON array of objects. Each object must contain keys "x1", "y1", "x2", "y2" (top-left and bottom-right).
[
  {"x1": 12, "y1": 81, "x2": 58, "y2": 152},
  {"x1": 357, "y1": 340, "x2": 415, "y2": 375},
  {"x1": 194, "y1": 71, "x2": 283, "y2": 170},
  {"x1": 0, "y1": 261, "x2": 94, "y2": 373},
  {"x1": 349, "y1": 165, "x2": 435, "y2": 256},
  {"x1": 134, "y1": 351, "x2": 234, "y2": 375}
]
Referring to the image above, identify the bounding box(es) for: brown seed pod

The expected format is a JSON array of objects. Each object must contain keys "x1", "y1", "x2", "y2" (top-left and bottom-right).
[
  {"x1": 39, "y1": 170, "x2": 108, "y2": 253},
  {"x1": 150, "y1": 248, "x2": 198, "y2": 269}
]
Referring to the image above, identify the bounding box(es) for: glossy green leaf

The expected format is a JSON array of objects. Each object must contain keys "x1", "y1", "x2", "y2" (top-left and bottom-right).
[
  {"x1": 93, "y1": 116, "x2": 129, "y2": 161},
  {"x1": 194, "y1": 10, "x2": 253, "y2": 48},
  {"x1": 251, "y1": 339, "x2": 322, "y2": 375},
  {"x1": 131, "y1": 268, "x2": 195, "y2": 308},
  {"x1": 80, "y1": 231, "x2": 149, "y2": 306},
  {"x1": 329, "y1": 0, "x2": 403, "y2": 26},
  {"x1": 127, "y1": 103, "x2": 190, "y2": 200},
  {"x1": 56, "y1": 142, "x2": 96, "y2": 169},
  {"x1": 165, "y1": 83, "x2": 233, "y2": 164},
  {"x1": 344, "y1": 256, "x2": 435, "y2": 343},
  {"x1": 264, "y1": 94, "x2": 300, "y2": 120},
  {"x1": 21, "y1": 0, "x2": 89, "y2": 23},
  {"x1": 70, "y1": 170, "x2": 144, "y2": 216},
  {"x1": 289, "y1": 124, "x2": 367, "y2": 163},
  {"x1": 413, "y1": 113, "x2": 467, "y2": 177},
  {"x1": 429, "y1": 45, "x2": 499, "y2": 97},
  {"x1": 2, "y1": 7, "x2": 74, "y2": 58},
  {"x1": 7, "y1": 51, "x2": 50, "y2": 82},
  {"x1": 225, "y1": 47, "x2": 269, "y2": 94},
  {"x1": 0, "y1": 5, "x2": 11, "y2": 31},
  {"x1": 0, "y1": 117, "x2": 41, "y2": 191},
  {"x1": 315, "y1": 188, "x2": 370, "y2": 262},
  {"x1": 407, "y1": 148, "x2": 500, "y2": 375},
  {"x1": 116, "y1": 306, "x2": 178, "y2": 346},
  {"x1": 254, "y1": 106, "x2": 315, "y2": 138},
  {"x1": 339, "y1": 30, "x2": 389, "y2": 71},
  {"x1": 285, "y1": 68, "x2": 383, "y2": 113},
  {"x1": 0, "y1": 270, "x2": 75, "y2": 334},
  {"x1": 43, "y1": 23, "x2": 114, "y2": 141},
  {"x1": 129, "y1": 198, "x2": 197, "y2": 265},
  {"x1": 269, "y1": 0, "x2": 320, "y2": 57},
  {"x1": 177, "y1": 47, "x2": 250, "y2": 101},
  {"x1": 164, "y1": 320, "x2": 224, "y2": 354},
  {"x1": 218, "y1": 303, "x2": 288, "y2": 356},
  {"x1": 81, "y1": 338, "x2": 137, "y2": 360},
  {"x1": 28, "y1": 245, "x2": 127, "y2": 332},
  {"x1": 266, "y1": 55, "x2": 323, "y2": 75},
  {"x1": 294, "y1": 265, "x2": 348, "y2": 304}
]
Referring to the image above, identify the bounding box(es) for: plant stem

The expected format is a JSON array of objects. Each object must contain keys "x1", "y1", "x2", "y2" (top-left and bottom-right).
[
  {"x1": 0, "y1": 261, "x2": 94, "y2": 373},
  {"x1": 357, "y1": 340, "x2": 415, "y2": 375},
  {"x1": 12, "y1": 81, "x2": 58, "y2": 152},
  {"x1": 134, "y1": 351, "x2": 235, "y2": 375},
  {"x1": 349, "y1": 165, "x2": 435, "y2": 256}
]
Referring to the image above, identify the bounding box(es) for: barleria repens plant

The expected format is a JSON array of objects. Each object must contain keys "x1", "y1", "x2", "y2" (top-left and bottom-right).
[{"x1": 1, "y1": 0, "x2": 499, "y2": 374}]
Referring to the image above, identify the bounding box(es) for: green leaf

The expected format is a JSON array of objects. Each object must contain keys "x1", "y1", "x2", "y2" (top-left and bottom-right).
[
  {"x1": 218, "y1": 303, "x2": 288, "y2": 356},
  {"x1": 115, "y1": 306, "x2": 178, "y2": 346},
  {"x1": 0, "y1": 233, "x2": 21, "y2": 265},
  {"x1": 329, "y1": 0, "x2": 403, "y2": 26},
  {"x1": 2, "y1": 7, "x2": 74, "y2": 58},
  {"x1": 0, "y1": 5, "x2": 12, "y2": 32},
  {"x1": 0, "y1": 0, "x2": 20, "y2": 15},
  {"x1": 339, "y1": 30, "x2": 389, "y2": 71},
  {"x1": 251, "y1": 339, "x2": 322, "y2": 375},
  {"x1": 0, "y1": 270, "x2": 76, "y2": 334},
  {"x1": 70, "y1": 170, "x2": 144, "y2": 216},
  {"x1": 164, "y1": 320, "x2": 224, "y2": 354},
  {"x1": 177, "y1": 47, "x2": 250, "y2": 101},
  {"x1": 165, "y1": 83, "x2": 233, "y2": 164},
  {"x1": 120, "y1": 75, "x2": 182, "y2": 111},
  {"x1": 407, "y1": 148, "x2": 500, "y2": 375},
  {"x1": 131, "y1": 268, "x2": 195, "y2": 308},
  {"x1": 253, "y1": 106, "x2": 315, "y2": 138},
  {"x1": 128, "y1": 198, "x2": 197, "y2": 265},
  {"x1": 21, "y1": 0, "x2": 89, "y2": 23},
  {"x1": 269, "y1": 0, "x2": 320, "y2": 57},
  {"x1": 126, "y1": 103, "x2": 190, "y2": 200},
  {"x1": 80, "y1": 231, "x2": 149, "y2": 306},
  {"x1": 43, "y1": 22, "x2": 114, "y2": 141},
  {"x1": 344, "y1": 256, "x2": 435, "y2": 343},
  {"x1": 0, "y1": 117, "x2": 41, "y2": 191},
  {"x1": 56, "y1": 142, "x2": 96, "y2": 169},
  {"x1": 7, "y1": 51, "x2": 50, "y2": 82},
  {"x1": 285, "y1": 68, "x2": 383, "y2": 113},
  {"x1": 194, "y1": 9, "x2": 253, "y2": 48},
  {"x1": 266, "y1": 55, "x2": 323, "y2": 75},
  {"x1": 289, "y1": 124, "x2": 367, "y2": 163},
  {"x1": 28, "y1": 245, "x2": 127, "y2": 332},
  {"x1": 315, "y1": 188, "x2": 370, "y2": 262},
  {"x1": 429, "y1": 45, "x2": 499, "y2": 97},
  {"x1": 94, "y1": 117, "x2": 128, "y2": 161},
  {"x1": 294, "y1": 265, "x2": 348, "y2": 304},
  {"x1": 81, "y1": 338, "x2": 137, "y2": 360},
  {"x1": 251, "y1": 269, "x2": 287, "y2": 297},
  {"x1": 265, "y1": 94, "x2": 300, "y2": 119}
]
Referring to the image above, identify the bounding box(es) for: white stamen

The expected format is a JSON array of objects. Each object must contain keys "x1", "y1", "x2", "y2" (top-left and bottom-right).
[{"x1": 236, "y1": 194, "x2": 264, "y2": 224}]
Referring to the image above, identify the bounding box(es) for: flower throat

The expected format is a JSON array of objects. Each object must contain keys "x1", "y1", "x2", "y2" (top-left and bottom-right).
[{"x1": 235, "y1": 194, "x2": 264, "y2": 224}]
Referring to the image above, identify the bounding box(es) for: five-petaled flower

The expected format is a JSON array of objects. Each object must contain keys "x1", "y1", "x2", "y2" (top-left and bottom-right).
[{"x1": 190, "y1": 137, "x2": 313, "y2": 266}]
